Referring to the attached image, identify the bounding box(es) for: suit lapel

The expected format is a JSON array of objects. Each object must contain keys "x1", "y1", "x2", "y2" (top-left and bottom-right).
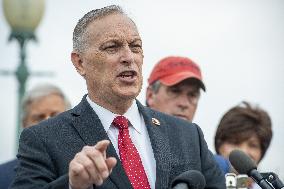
[
  {"x1": 70, "y1": 96, "x2": 132, "y2": 189},
  {"x1": 137, "y1": 101, "x2": 171, "y2": 189}
]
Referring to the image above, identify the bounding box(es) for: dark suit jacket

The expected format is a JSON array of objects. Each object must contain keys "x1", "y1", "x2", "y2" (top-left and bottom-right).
[
  {"x1": 11, "y1": 96, "x2": 225, "y2": 189},
  {"x1": 0, "y1": 159, "x2": 17, "y2": 189}
]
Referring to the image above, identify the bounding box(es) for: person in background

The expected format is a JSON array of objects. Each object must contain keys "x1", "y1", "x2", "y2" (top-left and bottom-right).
[
  {"x1": 11, "y1": 5, "x2": 225, "y2": 189},
  {"x1": 214, "y1": 101, "x2": 273, "y2": 188},
  {"x1": 0, "y1": 83, "x2": 71, "y2": 189},
  {"x1": 146, "y1": 56, "x2": 230, "y2": 174},
  {"x1": 146, "y1": 56, "x2": 205, "y2": 121}
]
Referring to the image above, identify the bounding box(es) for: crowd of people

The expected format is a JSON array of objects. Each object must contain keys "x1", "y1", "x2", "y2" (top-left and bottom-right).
[{"x1": 0, "y1": 4, "x2": 274, "y2": 189}]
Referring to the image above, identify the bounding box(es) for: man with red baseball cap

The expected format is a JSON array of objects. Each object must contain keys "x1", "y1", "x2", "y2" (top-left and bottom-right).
[
  {"x1": 146, "y1": 56, "x2": 231, "y2": 175},
  {"x1": 146, "y1": 56, "x2": 206, "y2": 121}
]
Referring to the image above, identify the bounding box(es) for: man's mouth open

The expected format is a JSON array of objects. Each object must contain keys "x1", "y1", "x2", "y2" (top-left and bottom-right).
[{"x1": 117, "y1": 71, "x2": 137, "y2": 83}]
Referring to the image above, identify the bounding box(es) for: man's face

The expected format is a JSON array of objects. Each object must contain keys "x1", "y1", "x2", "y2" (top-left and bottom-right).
[
  {"x1": 147, "y1": 79, "x2": 201, "y2": 121},
  {"x1": 72, "y1": 13, "x2": 143, "y2": 108},
  {"x1": 23, "y1": 94, "x2": 67, "y2": 128}
]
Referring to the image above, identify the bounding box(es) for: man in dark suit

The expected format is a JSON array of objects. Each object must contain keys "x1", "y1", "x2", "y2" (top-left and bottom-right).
[
  {"x1": 11, "y1": 5, "x2": 225, "y2": 189},
  {"x1": 0, "y1": 84, "x2": 71, "y2": 189}
]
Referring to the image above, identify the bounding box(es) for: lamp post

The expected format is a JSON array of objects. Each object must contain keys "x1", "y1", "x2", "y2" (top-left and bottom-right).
[{"x1": 2, "y1": 0, "x2": 45, "y2": 148}]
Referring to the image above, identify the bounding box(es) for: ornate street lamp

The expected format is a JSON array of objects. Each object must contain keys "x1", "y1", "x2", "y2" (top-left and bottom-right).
[{"x1": 1, "y1": 0, "x2": 45, "y2": 148}]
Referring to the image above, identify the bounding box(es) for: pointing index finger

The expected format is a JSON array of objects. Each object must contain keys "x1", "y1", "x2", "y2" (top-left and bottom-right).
[{"x1": 94, "y1": 140, "x2": 111, "y2": 154}]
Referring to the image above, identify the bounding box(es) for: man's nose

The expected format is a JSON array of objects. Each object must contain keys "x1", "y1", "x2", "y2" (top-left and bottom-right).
[
  {"x1": 120, "y1": 46, "x2": 134, "y2": 65},
  {"x1": 176, "y1": 94, "x2": 190, "y2": 110}
]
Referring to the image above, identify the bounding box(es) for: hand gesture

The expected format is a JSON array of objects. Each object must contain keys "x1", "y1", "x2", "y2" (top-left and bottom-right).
[{"x1": 69, "y1": 140, "x2": 117, "y2": 189}]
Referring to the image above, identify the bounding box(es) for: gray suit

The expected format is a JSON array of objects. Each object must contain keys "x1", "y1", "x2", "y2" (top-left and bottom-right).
[{"x1": 11, "y1": 96, "x2": 225, "y2": 189}]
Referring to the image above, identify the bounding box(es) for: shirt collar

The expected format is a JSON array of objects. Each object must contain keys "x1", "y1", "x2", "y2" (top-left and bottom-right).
[{"x1": 86, "y1": 95, "x2": 142, "y2": 133}]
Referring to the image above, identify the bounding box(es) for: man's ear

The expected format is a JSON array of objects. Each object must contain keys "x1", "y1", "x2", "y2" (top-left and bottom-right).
[
  {"x1": 71, "y1": 51, "x2": 86, "y2": 76},
  {"x1": 146, "y1": 86, "x2": 155, "y2": 107}
]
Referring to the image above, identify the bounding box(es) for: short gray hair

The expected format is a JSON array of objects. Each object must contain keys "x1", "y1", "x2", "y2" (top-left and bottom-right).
[
  {"x1": 21, "y1": 84, "x2": 71, "y2": 124},
  {"x1": 73, "y1": 5, "x2": 125, "y2": 53},
  {"x1": 145, "y1": 80, "x2": 161, "y2": 106},
  {"x1": 149, "y1": 80, "x2": 162, "y2": 93}
]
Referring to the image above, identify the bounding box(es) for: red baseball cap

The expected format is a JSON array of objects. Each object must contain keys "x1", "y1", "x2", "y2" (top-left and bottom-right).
[{"x1": 148, "y1": 56, "x2": 206, "y2": 91}]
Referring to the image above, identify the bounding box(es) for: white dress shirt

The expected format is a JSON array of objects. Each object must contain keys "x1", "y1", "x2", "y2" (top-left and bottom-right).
[{"x1": 86, "y1": 96, "x2": 156, "y2": 189}]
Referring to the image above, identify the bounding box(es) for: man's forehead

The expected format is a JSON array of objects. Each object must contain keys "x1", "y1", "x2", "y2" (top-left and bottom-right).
[
  {"x1": 86, "y1": 13, "x2": 140, "y2": 41},
  {"x1": 88, "y1": 13, "x2": 137, "y2": 32}
]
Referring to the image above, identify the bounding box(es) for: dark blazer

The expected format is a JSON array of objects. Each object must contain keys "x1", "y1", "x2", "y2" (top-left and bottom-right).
[
  {"x1": 0, "y1": 159, "x2": 18, "y2": 189},
  {"x1": 11, "y1": 96, "x2": 225, "y2": 189}
]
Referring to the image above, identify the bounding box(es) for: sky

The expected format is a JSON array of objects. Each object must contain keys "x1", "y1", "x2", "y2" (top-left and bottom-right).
[{"x1": 0, "y1": 0, "x2": 284, "y2": 179}]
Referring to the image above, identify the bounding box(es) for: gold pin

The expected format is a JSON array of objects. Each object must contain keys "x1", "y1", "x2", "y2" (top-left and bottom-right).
[{"x1": 152, "y1": 118, "x2": 160, "y2": 126}]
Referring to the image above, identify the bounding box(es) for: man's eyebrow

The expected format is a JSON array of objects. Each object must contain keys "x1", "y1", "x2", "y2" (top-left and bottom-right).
[
  {"x1": 169, "y1": 86, "x2": 180, "y2": 90},
  {"x1": 102, "y1": 38, "x2": 123, "y2": 43},
  {"x1": 132, "y1": 38, "x2": 142, "y2": 43}
]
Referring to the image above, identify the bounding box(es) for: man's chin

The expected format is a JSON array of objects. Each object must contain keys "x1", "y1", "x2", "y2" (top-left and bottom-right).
[
  {"x1": 116, "y1": 86, "x2": 141, "y2": 99},
  {"x1": 117, "y1": 91, "x2": 140, "y2": 100},
  {"x1": 174, "y1": 115, "x2": 188, "y2": 121}
]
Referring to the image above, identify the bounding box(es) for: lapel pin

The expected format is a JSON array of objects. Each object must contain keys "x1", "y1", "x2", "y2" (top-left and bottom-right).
[{"x1": 152, "y1": 118, "x2": 160, "y2": 126}]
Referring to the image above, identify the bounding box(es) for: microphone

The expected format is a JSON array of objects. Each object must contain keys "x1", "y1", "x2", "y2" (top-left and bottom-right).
[
  {"x1": 229, "y1": 149, "x2": 273, "y2": 189},
  {"x1": 225, "y1": 173, "x2": 250, "y2": 189},
  {"x1": 225, "y1": 172, "x2": 237, "y2": 188},
  {"x1": 262, "y1": 172, "x2": 284, "y2": 189},
  {"x1": 171, "y1": 170, "x2": 206, "y2": 189}
]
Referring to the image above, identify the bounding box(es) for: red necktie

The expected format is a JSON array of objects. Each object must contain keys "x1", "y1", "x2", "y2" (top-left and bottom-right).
[{"x1": 112, "y1": 116, "x2": 151, "y2": 189}]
